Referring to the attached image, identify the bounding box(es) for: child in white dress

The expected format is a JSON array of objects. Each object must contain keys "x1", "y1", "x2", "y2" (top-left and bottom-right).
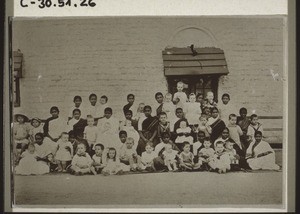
[
  {"x1": 173, "y1": 81, "x2": 188, "y2": 109},
  {"x1": 184, "y1": 93, "x2": 202, "y2": 126},
  {"x1": 175, "y1": 120, "x2": 194, "y2": 150},
  {"x1": 55, "y1": 132, "x2": 73, "y2": 172},
  {"x1": 15, "y1": 143, "x2": 49, "y2": 175},
  {"x1": 179, "y1": 142, "x2": 198, "y2": 171},
  {"x1": 162, "y1": 143, "x2": 179, "y2": 171},
  {"x1": 29, "y1": 117, "x2": 43, "y2": 143},
  {"x1": 83, "y1": 115, "x2": 98, "y2": 152},
  {"x1": 14, "y1": 114, "x2": 30, "y2": 163},
  {"x1": 121, "y1": 120, "x2": 139, "y2": 151},
  {"x1": 162, "y1": 93, "x2": 176, "y2": 122},
  {"x1": 119, "y1": 137, "x2": 142, "y2": 171},
  {"x1": 102, "y1": 148, "x2": 129, "y2": 175},
  {"x1": 70, "y1": 143, "x2": 97, "y2": 175},
  {"x1": 224, "y1": 140, "x2": 240, "y2": 171},
  {"x1": 141, "y1": 142, "x2": 156, "y2": 171}
]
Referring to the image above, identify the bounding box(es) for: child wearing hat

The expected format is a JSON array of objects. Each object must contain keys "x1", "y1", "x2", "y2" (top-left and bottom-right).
[
  {"x1": 29, "y1": 117, "x2": 44, "y2": 143},
  {"x1": 14, "y1": 114, "x2": 30, "y2": 163}
]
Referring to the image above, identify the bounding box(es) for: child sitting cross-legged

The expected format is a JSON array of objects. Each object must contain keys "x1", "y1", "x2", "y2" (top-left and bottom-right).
[
  {"x1": 162, "y1": 143, "x2": 179, "y2": 172},
  {"x1": 69, "y1": 143, "x2": 97, "y2": 175},
  {"x1": 92, "y1": 143, "x2": 105, "y2": 174},
  {"x1": 119, "y1": 137, "x2": 143, "y2": 172},
  {"x1": 179, "y1": 141, "x2": 200, "y2": 171},
  {"x1": 197, "y1": 139, "x2": 215, "y2": 171},
  {"x1": 208, "y1": 141, "x2": 231, "y2": 174},
  {"x1": 140, "y1": 142, "x2": 156, "y2": 171}
]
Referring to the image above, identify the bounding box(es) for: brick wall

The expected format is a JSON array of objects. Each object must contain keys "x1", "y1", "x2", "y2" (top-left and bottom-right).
[{"x1": 12, "y1": 17, "x2": 285, "y2": 123}]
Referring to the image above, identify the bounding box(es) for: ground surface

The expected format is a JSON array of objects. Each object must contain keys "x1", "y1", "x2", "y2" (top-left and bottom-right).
[{"x1": 14, "y1": 170, "x2": 283, "y2": 208}]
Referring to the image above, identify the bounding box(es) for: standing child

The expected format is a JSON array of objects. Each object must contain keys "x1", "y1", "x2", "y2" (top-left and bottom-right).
[
  {"x1": 237, "y1": 107, "x2": 251, "y2": 147},
  {"x1": 175, "y1": 120, "x2": 194, "y2": 150},
  {"x1": 184, "y1": 93, "x2": 202, "y2": 127},
  {"x1": 162, "y1": 143, "x2": 179, "y2": 171},
  {"x1": 173, "y1": 81, "x2": 188, "y2": 108},
  {"x1": 83, "y1": 115, "x2": 98, "y2": 153},
  {"x1": 141, "y1": 142, "x2": 156, "y2": 171},
  {"x1": 14, "y1": 114, "x2": 30, "y2": 160},
  {"x1": 197, "y1": 115, "x2": 212, "y2": 138},
  {"x1": 55, "y1": 132, "x2": 73, "y2": 172},
  {"x1": 227, "y1": 114, "x2": 244, "y2": 150},
  {"x1": 179, "y1": 142, "x2": 197, "y2": 171},
  {"x1": 197, "y1": 139, "x2": 215, "y2": 171},
  {"x1": 15, "y1": 143, "x2": 50, "y2": 175},
  {"x1": 119, "y1": 137, "x2": 142, "y2": 171},
  {"x1": 204, "y1": 91, "x2": 218, "y2": 110},
  {"x1": 157, "y1": 112, "x2": 171, "y2": 142},
  {"x1": 84, "y1": 93, "x2": 98, "y2": 119},
  {"x1": 154, "y1": 92, "x2": 164, "y2": 116},
  {"x1": 68, "y1": 96, "x2": 83, "y2": 121},
  {"x1": 92, "y1": 143, "x2": 105, "y2": 174},
  {"x1": 218, "y1": 93, "x2": 237, "y2": 122},
  {"x1": 121, "y1": 120, "x2": 139, "y2": 151},
  {"x1": 29, "y1": 117, "x2": 43, "y2": 143},
  {"x1": 102, "y1": 148, "x2": 129, "y2": 175},
  {"x1": 162, "y1": 93, "x2": 176, "y2": 122},
  {"x1": 208, "y1": 141, "x2": 231, "y2": 174},
  {"x1": 246, "y1": 131, "x2": 280, "y2": 170},
  {"x1": 247, "y1": 114, "x2": 264, "y2": 143},
  {"x1": 196, "y1": 93, "x2": 204, "y2": 107},
  {"x1": 70, "y1": 143, "x2": 97, "y2": 175}
]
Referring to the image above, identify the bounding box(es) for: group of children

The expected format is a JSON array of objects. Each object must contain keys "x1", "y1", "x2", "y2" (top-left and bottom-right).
[{"x1": 13, "y1": 81, "x2": 280, "y2": 176}]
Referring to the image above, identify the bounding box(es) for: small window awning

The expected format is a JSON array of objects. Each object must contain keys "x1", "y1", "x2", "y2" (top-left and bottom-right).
[
  {"x1": 13, "y1": 50, "x2": 23, "y2": 78},
  {"x1": 162, "y1": 47, "x2": 229, "y2": 76}
]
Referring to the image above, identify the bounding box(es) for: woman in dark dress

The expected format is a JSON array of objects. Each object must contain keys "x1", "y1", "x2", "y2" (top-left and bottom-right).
[
  {"x1": 208, "y1": 107, "x2": 226, "y2": 143},
  {"x1": 136, "y1": 105, "x2": 159, "y2": 155}
]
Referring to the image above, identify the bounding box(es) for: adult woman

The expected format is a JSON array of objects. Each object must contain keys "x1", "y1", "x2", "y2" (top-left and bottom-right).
[
  {"x1": 43, "y1": 106, "x2": 67, "y2": 154},
  {"x1": 208, "y1": 107, "x2": 226, "y2": 143},
  {"x1": 137, "y1": 105, "x2": 159, "y2": 155}
]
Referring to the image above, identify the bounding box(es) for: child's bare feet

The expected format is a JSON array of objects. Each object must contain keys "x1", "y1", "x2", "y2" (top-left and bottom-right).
[{"x1": 91, "y1": 168, "x2": 97, "y2": 175}]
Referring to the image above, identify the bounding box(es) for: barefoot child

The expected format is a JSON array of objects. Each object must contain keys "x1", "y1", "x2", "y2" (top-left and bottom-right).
[
  {"x1": 162, "y1": 93, "x2": 176, "y2": 122},
  {"x1": 227, "y1": 114, "x2": 243, "y2": 150},
  {"x1": 83, "y1": 115, "x2": 98, "y2": 154},
  {"x1": 224, "y1": 140, "x2": 240, "y2": 171},
  {"x1": 162, "y1": 143, "x2": 179, "y2": 171},
  {"x1": 55, "y1": 132, "x2": 73, "y2": 172},
  {"x1": 70, "y1": 143, "x2": 96, "y2": 175},
  {"x1": 102, "y1": 148, "x2": 129, "y2": 175},
  {"x1": 173, "y1": 81, "x2": 188, "y2": 108},
  {"x1": 184, "y1": 93, "x2": 202, "y2": 126}
]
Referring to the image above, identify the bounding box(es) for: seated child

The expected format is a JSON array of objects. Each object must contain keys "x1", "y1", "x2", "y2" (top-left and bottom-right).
[
  {"x1": 197, "y1": 139, "x2": 215, "y2": 171},
  {"x1": 55, "y1": 132, "x2": 73, "y2": 172},
  {"x1": 247, "y1": 114, "x2": 264, "y2": 143},
  {"x1": 119, "y1": 137, "x2": 142, "y2": 171},
  {"x1": 121, "y1": 120, "x2": 139, "y2": 151},
  {"x1": 213, "y1": 127, "x2": 230, "y2": 149},
  {"x1": 70, "y1": 143, "x2": 96, "y2": 175},
  {"x1": 102, "y1": 147, "x2": 129, "y2": 175},
  {"x1": 208, "y1": 141, "x2": 231, "y2": 174},
  {"x1": 47, "y1": 153, "x2": 59, "y2": 172},
  {"x1": 162, "y1": 143, "x2": 179, "y2": 171},
  {"x1": 141, "y1": 142, "x2": 156, "y2": 171},
  {"x1": 120, "y1": 110, "x2": 138, "y2": 131},
  {"x1": 197, "y1": 115, "x2": 212, "y2": 138},
  {"x1": 29, "y1": 117, "x2": 43, "y2": 143},
  {"x1": 193, "y1": 131, "x2": 205, "y2": 156},
  {"x1": 83, "y1": 115, "x2": 98, "y2": 154},
  {"x1": 175, "y1": 120, "x2": 194, "y2": 150},
  {"x1": 162, "y1": 93, "x2": 176, "y2": 122},
  {"x1": 96, "y1": 95, "x2": 109, "y2": 120},
  {"x1": 92, "y1": 143, "x2": 105, "y2": 174},
  {"x1": 246, "y1": 131, "x2": 280, "y2": 170},
  {"x1": 14, "y1": 114, "x2": 30, "y2": 163},
  {"x1": 224, "y1": 140, "x2": 240, "y2": 171},
  {"x1": 15, "y1": 143, "x2": 49, "y2": 175},
  {"x1": 179, "y1": 142, "x2": 198, "y2": 171}
]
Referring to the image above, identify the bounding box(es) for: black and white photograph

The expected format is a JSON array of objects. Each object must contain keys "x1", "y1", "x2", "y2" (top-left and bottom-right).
[{"x1": 9, "y1": 15, "x2": 288, "y2": 210}]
